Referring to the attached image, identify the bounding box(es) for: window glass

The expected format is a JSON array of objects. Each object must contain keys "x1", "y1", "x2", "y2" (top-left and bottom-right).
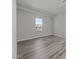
[
  {"x1": 35, "y1": 18, "x2": 43, "y2": 31},
  {"x1": 35, "y1": 18, "x2": 43, "y2": 25}
]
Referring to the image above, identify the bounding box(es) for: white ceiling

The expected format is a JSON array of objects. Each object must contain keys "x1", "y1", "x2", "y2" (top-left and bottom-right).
[{"x1": 17, "y1": 0, "x2": 66, "y2": 15}]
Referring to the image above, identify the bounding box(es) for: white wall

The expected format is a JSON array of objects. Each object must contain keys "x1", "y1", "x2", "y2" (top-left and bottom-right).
[
  {"x1": 17, "y1": 9, "x2": 54, "y2": 41},
  {"x1": 54, "y1": 14, "x2": 66, "y2": 38}
]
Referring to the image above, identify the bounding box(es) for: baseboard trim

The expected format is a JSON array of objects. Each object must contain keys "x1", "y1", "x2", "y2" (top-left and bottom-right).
[
  {"x1": 54, "y1": 34, "x2": 66, "y2": 39},
  {"x1": 17, "y1": 35, "x2": 54, "y2": 42},
  {"x1": 17, "y1": 34, "x2": 66, "y2": 42}
]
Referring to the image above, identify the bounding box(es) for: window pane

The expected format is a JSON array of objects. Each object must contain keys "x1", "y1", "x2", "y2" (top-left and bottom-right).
[
  {"x1": 35, "y1": 18, "x2": 43, "y2": 32},
  {"x1": 35, "y1": 18, "x2": 43, "y2": 25}
]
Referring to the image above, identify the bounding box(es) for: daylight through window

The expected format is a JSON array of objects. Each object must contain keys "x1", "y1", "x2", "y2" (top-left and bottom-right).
[{"x1": 35, "y1": 18, "x2": 43, "y2": 31}]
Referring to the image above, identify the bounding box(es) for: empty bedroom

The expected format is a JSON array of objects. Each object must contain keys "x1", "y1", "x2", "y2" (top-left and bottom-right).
[{"x1": 17, "y1": 0, "x2": 66, "y2": 59}]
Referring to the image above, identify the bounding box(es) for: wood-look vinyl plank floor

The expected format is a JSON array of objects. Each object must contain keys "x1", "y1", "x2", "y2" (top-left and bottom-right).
[{"x1": 17, "y1": 35, "x2": 66, "y2": 59}]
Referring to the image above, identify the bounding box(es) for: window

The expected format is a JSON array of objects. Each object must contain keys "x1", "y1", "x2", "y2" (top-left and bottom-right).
[{"x1": 35, "y1": 18, "x2": 43, "y2": 31}]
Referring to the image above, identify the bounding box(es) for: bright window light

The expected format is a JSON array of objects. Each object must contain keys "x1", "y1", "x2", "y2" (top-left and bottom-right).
[
  {"x1": 35, "y1": 18, "x2": 43, "y2": 31},
  {"x1": 35, "y1": 18, "x2": 43, "y2": 25}
]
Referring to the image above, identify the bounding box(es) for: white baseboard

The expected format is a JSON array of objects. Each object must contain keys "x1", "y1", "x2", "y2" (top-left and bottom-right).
[
  {"x1": 17, "y1": 34, "x2": 66, "y2": 42},
  {"x1": 54, "y1": 33, "x2": 66, "y2": 39},
  {"x1": 17, "y1": 34, "x2": 53, "y2": 42}
]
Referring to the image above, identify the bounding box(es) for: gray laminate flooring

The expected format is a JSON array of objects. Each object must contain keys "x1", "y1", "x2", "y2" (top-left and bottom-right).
[{"x1": 17, "y1": 35, "x2": 66, "y2": 59}]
